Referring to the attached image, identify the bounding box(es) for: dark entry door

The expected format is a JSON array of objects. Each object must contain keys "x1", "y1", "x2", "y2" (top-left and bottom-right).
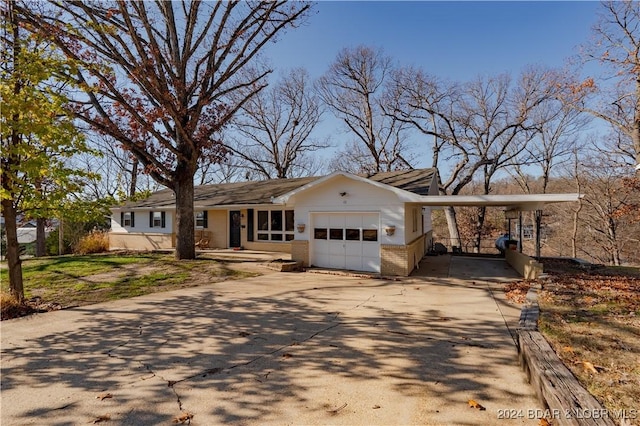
[{"x1": 229, "y1": 210, "x2": 241, "y2": 247}]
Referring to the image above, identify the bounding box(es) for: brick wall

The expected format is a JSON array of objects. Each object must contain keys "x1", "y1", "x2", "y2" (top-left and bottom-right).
[
  {"x1": 380, "y1": 232, "x2": 430, "y2": 276},
  {"x1": 243, "y1": 241, "x2": 292, "y2": 253},
  {"x1": 291, "y1": 240, "x2": 309, "y2": 266}
]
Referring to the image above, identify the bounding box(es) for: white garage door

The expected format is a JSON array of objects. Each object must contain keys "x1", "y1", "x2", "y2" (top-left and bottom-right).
[{"x1": 311, "y1": 213, "x2": 380, "y2": 273}]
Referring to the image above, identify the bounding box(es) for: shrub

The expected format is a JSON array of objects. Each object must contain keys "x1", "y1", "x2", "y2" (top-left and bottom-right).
[
  {"x1": 1, "y1": 291, "x2": 24, "y2": 320},
  {"x1": 74, "y1": 230, "x2": 109, "y2": 255}
]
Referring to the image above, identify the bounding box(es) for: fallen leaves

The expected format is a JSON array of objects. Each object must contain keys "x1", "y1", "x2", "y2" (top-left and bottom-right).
[
  {"x1": 504, "y1": 281, "x2": 531, "y2": 304},
  {"x1": 95, "y1": 392, "x2": 112, "y2": 401},
  {"x1": 539, "y1": 261, "x2": 640, "y2": 417},
  {"x1": 467, "y1": 399, "x2": 486, "y2": 410},
  {"x1": 326, "y1": 403, "x2": 347, "y2": 414},
  {"x1": 92, "y1": 414, "x2": 111, "y2": 423},
  {"x1": 173, "y1": 412, "x2": 194, "y2": 424},
  {"x1": 579, "y1": 360, "x2": 606, "y2": 374},
  {"x1": 582, "y1": 360, "x2": 599, "y2": 374}
]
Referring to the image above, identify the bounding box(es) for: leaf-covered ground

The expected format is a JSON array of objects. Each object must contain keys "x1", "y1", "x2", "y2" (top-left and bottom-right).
[{"x1": 508, "y1": 259, "x2": 640, "y2": 421}]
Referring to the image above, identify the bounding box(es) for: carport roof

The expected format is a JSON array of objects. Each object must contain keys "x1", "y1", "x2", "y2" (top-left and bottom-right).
[{"x1": 412, "y1": 193, "x2": 582, "y2": 211}]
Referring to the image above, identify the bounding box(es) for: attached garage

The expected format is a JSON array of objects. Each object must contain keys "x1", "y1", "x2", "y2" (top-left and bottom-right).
[{"x1": 310, "y1": 212, "x2": 380, "y2": 273}]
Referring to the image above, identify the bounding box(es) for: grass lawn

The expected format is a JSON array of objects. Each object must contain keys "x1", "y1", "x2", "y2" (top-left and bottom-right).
[
  {"x1": 1, "y1": 252, "x2": 260, "y2": 319},
  {"x1": 536, "y1": 260, "x2": 640, "y2": 417}
]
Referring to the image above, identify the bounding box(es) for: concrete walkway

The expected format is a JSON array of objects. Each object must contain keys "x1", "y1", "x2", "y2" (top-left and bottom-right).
[{"x1": 1, "y1": 257, "x2": 542, "y2": 425}]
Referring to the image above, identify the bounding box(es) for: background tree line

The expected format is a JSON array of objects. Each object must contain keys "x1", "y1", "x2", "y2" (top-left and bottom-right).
[{"x1": 2, "y1": 1, "x2": 639, "y2": 301}]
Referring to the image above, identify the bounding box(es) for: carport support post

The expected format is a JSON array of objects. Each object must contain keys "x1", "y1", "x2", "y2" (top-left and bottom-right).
[
  {"x1": 535, "y1": 209, "x2": 542, "y2": 259},
  {"x1": 518, "y1": 212, "x2": 523, "y2": 253}
]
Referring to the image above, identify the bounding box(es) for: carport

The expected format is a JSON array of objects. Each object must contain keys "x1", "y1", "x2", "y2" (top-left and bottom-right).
[{"x1": 414, "y1": 193, "x2": 582, "y2": 258}]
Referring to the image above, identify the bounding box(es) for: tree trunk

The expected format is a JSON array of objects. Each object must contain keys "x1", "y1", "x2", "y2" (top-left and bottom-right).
[
  {"x1": 3, "y1": 1, "x2": 25, "y2": 302},
  {"x1": 535, "y1": 210, "x2": 542, "y2": 259},
  {"x1": 129, "y1": 157, "x2": 138, "y2": 198},
  {"x1": 443, "y1": 206, "x2": 461, "y2": 250},
  {"x1": 571, "y1": 200, "x2": 582, "y2": 259},
  {"x1": 35, "y1": 217, "x2": 46, "y2": 257},
  {"x1": 606, "y1": 217, "x2": 621, "y2": 266},
  {"x1": 58, "y1": 218, "x2": 64, "y2": 255},
  {"x1": 634, "y1": 76, "x2": 640, "y2": 175},
  {"x1": 174, "y1": 174, "x2": 196, "y2": 260},
  {"x1": 474, "y1": 206, "x2": 487, "y2": 253},
  {"x1": 1, "y1": 199, "x2": 24, "y2": 303}
]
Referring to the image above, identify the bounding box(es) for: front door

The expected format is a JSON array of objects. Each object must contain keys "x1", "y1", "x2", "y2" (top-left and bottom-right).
[{"x1": 229, "y1": 210, "x2": 241, "y2": 247}]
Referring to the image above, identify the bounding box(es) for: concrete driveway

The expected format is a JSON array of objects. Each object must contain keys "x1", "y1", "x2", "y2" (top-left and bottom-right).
[{"x1": 1, "y1": 256, "x2": 542, "y2": 425}]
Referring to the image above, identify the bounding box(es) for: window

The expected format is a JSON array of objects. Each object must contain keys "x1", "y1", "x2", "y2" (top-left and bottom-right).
[
  {"x1": 150, "y1": 211, "x2": 166, "y2": 228},
  {"x1": 314, "y1": 228, "x2": 328, "y2": 239},
  {"x1": 256, "y1": 209, "x2": 294, "y2": 241},
  {"x1": 195, "y1": 211, "x2": 208, "y2": 228},
  {"x1": 346, "y1": 229, "x2": 360, "y2": 241},
  {"x1": 362, "y1": 229, "x2": 378, "y2": 241},
  {"x1": 285, "y1": 210, "x2": 294, "y2": 231},
  {"x1": 121, "y1": 211, "x2": 135, "y2": 228},
  {"x1": 412, "y1": 208, "x2": 419, "y2": 232},
  {"x1": 329, "y1": 228, "x2": 344, "y2": 240}
]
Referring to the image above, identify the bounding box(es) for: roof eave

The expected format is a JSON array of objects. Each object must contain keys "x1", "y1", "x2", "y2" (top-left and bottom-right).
[{"x1": 415, "y1": 193, "x2": 582, "y2": 210}]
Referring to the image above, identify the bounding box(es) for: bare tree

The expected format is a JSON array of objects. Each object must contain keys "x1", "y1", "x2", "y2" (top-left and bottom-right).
[
  {"x1": 510, "y1": 69, "x2": 591, "y2": 193},
  {"x1": 195, "y1": 154, "x2": 248, "y2": 185},
  {"x1": 576, "y1": 0, "x2": 640, "y2": 173},
  {"x1": 225, "y1": 68, "x2": 327, "y2": 179},
  {"x1": 20, "y1": 1, "x2": 311, "y2": 259},
  {"x1": 317, "y1": 46, "x2": 414, "y2": 174},
  {"x1": 391, "y1": 67, "x2": 559, "y2": 250},
  {"x1": 576, "y1": 152, "x2": 639, "y2": 265},
  {"x1": 387, "y1": 67, "x2": 464, "y2": 245},
  {"x1": 76, "y1": 134, "x2": 161, "y2": 200}
]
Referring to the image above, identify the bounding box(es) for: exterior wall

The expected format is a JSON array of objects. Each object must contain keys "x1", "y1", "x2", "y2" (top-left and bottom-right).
[
  {"x1": 111, "y1": 209, "x2": 174, "y2": 234},
  {"x1": 207, "y1": 209, "x2": 227, "y2": 249},
  {"x1": 404, "y1": 205, "x2": 424, "y2": 243},
  {"x1": 244, "y1": 241, "x2": 292, "y2": 254},
  {"x1": 291, "y1": 175, "x2": 406, "y2": 246},
  {"x1": 380, "y1": 234, "x2": 428, "y2": 276},
  {"x1": 505, "y1": 249, "x2": 544, "y2": 279},
  {"x1": 291, "y1": 240, "x2": 309, "y2": 266},
  {"x1": 109, "y1": 232, "x2": 173, "y2": 251},
  {"x1": 110, "y1": 209, "x2": 173, "y2": 250}
]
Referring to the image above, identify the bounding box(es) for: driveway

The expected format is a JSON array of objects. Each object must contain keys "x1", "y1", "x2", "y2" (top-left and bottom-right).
[{"x1": 1, "y1": 257, "x2": 542, "y2": 425}]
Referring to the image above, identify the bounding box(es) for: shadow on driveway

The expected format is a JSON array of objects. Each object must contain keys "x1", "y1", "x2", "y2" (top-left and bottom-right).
[{"x1": 1, "y1": 266, "x2": 540, "y2": 425}]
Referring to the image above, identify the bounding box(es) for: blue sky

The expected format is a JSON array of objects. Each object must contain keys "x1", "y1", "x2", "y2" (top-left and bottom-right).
[
  {"x1": 261, "y1": 1, "x2": 604, "y2": 169},
  {"x1": 267, "y1": 1, "x2": 601, "y2": 80}
]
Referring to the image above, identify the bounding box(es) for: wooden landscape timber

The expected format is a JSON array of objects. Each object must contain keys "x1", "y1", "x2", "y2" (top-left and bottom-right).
[{"x1": 516, "y1": 287, "x2": 616, "y2": 426}]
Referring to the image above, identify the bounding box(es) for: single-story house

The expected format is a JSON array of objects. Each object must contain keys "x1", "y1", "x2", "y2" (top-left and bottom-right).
[
  {"x1": 109, "y1": 168, "x2": 580, "y2": 276},
  {"x1": 110, "y1": 168, "x2": 440, "y2": 275}
]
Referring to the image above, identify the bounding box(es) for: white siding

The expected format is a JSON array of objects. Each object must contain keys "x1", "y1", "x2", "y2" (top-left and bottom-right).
[{"x1": 111, "y1": 210, "x2": 173, "y2": 234}]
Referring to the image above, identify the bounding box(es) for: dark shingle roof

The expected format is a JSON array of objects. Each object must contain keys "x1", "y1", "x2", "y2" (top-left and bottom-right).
[
  {"x1": 119, "y1": 168, "x2": 437, "y2": 209},
  {"x1": 365, "y1": 168, "x2": 437, "y2": 196}
]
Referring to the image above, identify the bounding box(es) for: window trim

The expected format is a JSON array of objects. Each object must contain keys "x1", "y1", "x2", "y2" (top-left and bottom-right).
[
  {"x1": 195, "y1": 211, "x2": 208, "y2": 228},
  {"x1": 256, "y1": 209, "x2": 294, "y2": 242},
  {"x1": 149, "y1": 211, "x2": 166, "y2": 228},
  {"x1": 121, "y1": 211, "x2": 135, "y2": 228}
]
